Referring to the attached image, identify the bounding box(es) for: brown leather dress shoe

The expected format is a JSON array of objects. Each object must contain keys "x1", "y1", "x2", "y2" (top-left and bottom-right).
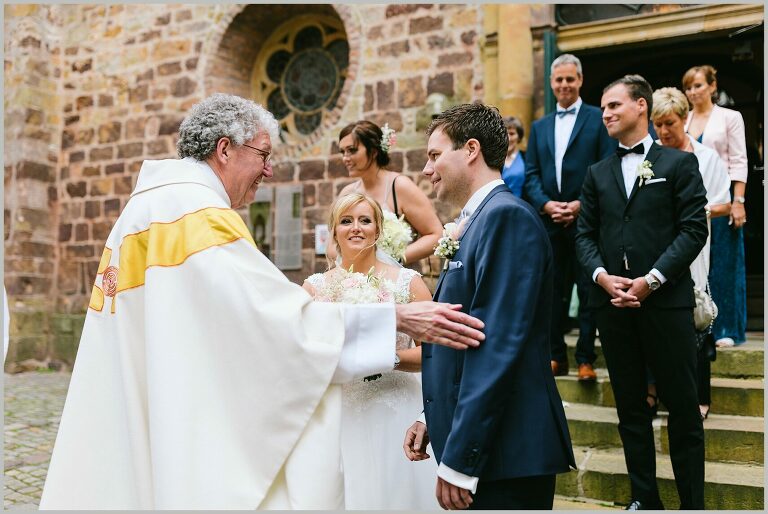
[
  {"x1": 577, "y1": 363, "x2": 597, "y2": 382},
  {"x1": 551, "y1": 360, "x2": 569, "y2": 376}
]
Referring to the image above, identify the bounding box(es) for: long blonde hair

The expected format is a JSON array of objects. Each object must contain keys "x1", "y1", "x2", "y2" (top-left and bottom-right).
[{"x1": 327, "y1": 192, "x2": 384, "y2": 266}]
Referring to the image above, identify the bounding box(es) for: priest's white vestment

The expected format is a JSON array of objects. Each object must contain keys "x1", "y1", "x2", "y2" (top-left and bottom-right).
[{"x1": 39, "y1": 158, "x2": 396, "y2": 509}]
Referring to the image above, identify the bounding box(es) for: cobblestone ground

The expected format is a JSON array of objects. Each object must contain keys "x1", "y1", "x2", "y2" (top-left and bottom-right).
[
  {"x1": 4, "y1": 371, "x2": 71, "y2": 510},
  {"x1": 2, "y1": 370, "x2": 613, "y2": 510}
]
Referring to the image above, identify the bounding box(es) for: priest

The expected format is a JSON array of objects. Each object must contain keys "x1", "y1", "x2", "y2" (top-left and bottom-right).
[{"x1": 40, "y1": 94, "x2": 484, "y2": 510}]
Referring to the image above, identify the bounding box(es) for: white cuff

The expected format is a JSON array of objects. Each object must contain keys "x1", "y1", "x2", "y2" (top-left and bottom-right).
[
  {"x1": 331, "y1": 303, "x2": 396, "y2": 384},
  {"x1": 416, "y1": 412, "x2": 426, "y2": 425},
  {"x1": 649, "y1": 268, "x2": 667, "y2": 284},
  {"x1": 437, "y1": 462, "x2": 479, "y2": 494},
  {"x1": 592, "y1": 267, "x2": 607, "y2": 283}
]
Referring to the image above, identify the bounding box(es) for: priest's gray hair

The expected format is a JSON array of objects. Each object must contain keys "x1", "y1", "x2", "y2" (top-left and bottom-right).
[
  {"x1": 550, "y1": 54, "x2": 582, "y2": 77},
  {"x1": 176, "y1": 93, "x2": 280, "y2": 161}
]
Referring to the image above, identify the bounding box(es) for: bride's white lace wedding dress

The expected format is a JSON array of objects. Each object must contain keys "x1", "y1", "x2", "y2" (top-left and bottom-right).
[{"x1": 306, "y1": 267, "x2": 439, "y2": 510}]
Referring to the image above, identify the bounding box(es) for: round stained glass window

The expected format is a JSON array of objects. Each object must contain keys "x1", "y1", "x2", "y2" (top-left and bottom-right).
[{"x1": 252, "y1": 16, "x2": 349, "y2": 143}]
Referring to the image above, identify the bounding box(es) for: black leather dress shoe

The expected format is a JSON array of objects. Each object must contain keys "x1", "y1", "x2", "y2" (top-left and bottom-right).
[{"x1": 625, "y1": 500, "x2": 664, "y2": 510}]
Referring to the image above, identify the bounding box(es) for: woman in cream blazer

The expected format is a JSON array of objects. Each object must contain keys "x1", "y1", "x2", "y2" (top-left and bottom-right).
[{"x1": 683, "y1": 65, "x2": 748, "y2": 348}]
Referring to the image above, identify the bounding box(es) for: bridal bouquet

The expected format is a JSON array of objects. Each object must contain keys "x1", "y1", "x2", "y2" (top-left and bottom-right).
[
  {"x1": 377, "y1": 211, "x2": 413, "y2": 264},
  {"x1": 314, "y1": 267, "x2": 410, "y2": 304}
]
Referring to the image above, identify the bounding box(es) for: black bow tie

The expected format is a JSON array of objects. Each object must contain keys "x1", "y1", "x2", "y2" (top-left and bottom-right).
[
  {"x1": 556, "y1": 107, "x2": 576, "y2": 118},
  {"x1": 616, "y1": 144, "x2": 644, "y2": 158}
]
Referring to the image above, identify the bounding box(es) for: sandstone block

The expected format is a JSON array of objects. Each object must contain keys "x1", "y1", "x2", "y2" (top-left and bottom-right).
[
  {"x1": 409, "y1": 16, "x2": 443, "y2": 34},
  {"x1": 303, "y1": 183, "x2": 316, "y2": 207},
  {"x1": 328, "y1": 156, "x2": 347, "y2": 178},
  {"x1": 152, "y1": 40, "x2": 191, "y2": 60},
  {"x1": 89, "y1": 178, "x2": 112, "y2": 196},
  {"x1": 92, "y1": 220, "x2": 112, "y2": 241},
  {"x1": 125, "y1": 118, "x2": 147, "y2": 139},
  {"x1": 98, "y1": 94, "x2": 114, "y2": 107},
  {"x1": 158, "y1": 62, "x2": 182, "y2": 76},
  {"x1": 89, "y1": 147, "x2": 113, "y2": 161},
  {"x1": 84, "y1": 200, "x2": 100, "y2": 219},
  {"x1": 105, "y1": 163, "x2": 124, "y2": 175},
  {"x1": 364, "y1": 84, "x2": 374, "y2": 112},
  {"x1": 272, "y1": 162, "x2": 295, "y2": 182},
  {"x1": 299, "y1": 160, "x2": 325, "y2": 181},
  {"x1": 66, "y1": 181, "x2": 87, "y2": 198},
  {"x1": 114, "y1": 176, "x2": 133, "y2": 195},
  {"x1": 147, "y1": 139, "x2": 169, "y2": 155},
  {"x1": 376, "y1": 80, "x2": 395, "y2": 110},
  {"x1": 98, "y1": 121, "x2": 121, "y2": 143},
  {"x1": 77, "y1": 128, "x2": 95, "y2": 145},
  {"x1": 104, "y1": 198, "x2": 120, "y2": 216},
  {"x1": 17, "y1": 161, "x2": 55, "y2": 182},
  {"x1": 83, "y1": 166, "x2": 101, "y2": 177},
  {"x1": 58, "y1": 224, "x2": 72, "y2": 242},
  {"x1": 378, "y1": 40, "x2": 409, "y2": 58},
  {"x1": 117, "y1": 142, "x2": 143, "y2": 159},
  {"x1": 386, "y1": 4, "x2": 432, "y2": 17},
  {"x1": 75, "y1": 223, "x2": 89, "y2": 241},
  {"x1": 398, "y1": 77, "x2": 426, "y2": 108},
  {"x1": 438, "y1": 52, "x2": 473, "y2": 67},
  {"x1": 170, "y1": 77, "x2": 196, "y2": 97},
  {"x1": 428, "y1": 72, "x2": 454, "y2": 96}
]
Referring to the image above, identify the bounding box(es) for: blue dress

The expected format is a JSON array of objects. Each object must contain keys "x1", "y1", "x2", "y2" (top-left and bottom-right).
[
  {"x1": 501, "y1": 151, "x2": 525, "y2": 197},
  {"x1": 701, "y1": 134, "x2": 748, "y2": 343}
]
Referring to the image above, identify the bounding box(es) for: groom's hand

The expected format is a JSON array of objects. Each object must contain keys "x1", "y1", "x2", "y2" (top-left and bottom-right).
[
  {"x1": 396, "y1": 302, "x2": 484, "y2": 350},
  {"x1": 403, "y1": 421, "x2": 430, "y2": 461},
  {"x1": 436, "y1": 477, "x2": 472, "y2": 510}
]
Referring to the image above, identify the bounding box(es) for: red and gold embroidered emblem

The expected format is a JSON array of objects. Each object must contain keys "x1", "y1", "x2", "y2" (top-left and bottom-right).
[{"x1": 102, "y1": 266, "x2": 119, "y2": 297}]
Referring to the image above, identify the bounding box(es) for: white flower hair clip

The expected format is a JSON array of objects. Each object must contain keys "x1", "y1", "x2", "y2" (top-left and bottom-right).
[{"x1": 380, "y1": 123, "x2": 397, "y2": 153}]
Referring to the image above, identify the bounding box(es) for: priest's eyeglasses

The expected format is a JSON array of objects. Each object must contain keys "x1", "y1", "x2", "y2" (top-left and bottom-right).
[{"x1": 242, "y1": 144, "x2": 271, "y2": 165}]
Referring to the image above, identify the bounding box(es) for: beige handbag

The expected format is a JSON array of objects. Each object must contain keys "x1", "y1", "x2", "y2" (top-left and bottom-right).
[{"x1": 693, "y1": 282, "x2": 718, "y2": 331}]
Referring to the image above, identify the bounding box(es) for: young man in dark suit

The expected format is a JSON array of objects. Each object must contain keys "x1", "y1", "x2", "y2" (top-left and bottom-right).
[
  {"x1": 575, "y1": 75, "x2": 708, "y2": 510},
  {"x1": 403, "y1": 103, "x2": 575, "y2": 510},
  {"x1": 524, "y1": 54, "x2": 616, "y2": 381}
]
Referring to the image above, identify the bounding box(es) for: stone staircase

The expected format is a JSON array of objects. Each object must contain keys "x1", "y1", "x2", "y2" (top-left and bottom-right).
[{"x1": 553, "y1": 333, "x2": 764, "y2": 510}]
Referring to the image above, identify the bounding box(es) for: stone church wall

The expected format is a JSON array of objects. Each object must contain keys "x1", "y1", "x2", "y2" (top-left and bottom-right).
[{"x1": 4, "y1": 4, "x2": 485, "y2": 367}]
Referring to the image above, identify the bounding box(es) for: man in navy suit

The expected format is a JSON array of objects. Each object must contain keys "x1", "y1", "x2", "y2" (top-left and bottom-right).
[
  {"x1": 524, "y1": 54, "x2": 616, "y2": 380},
  {"x1": 403, "y1": 103, "x2": 575, "y2": 510},
  {"x1": 576, "y1": 75, "x2": 707, "y2": 509}
]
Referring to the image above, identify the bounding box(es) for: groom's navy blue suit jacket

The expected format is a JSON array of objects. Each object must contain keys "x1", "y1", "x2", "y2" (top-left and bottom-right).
[{"x1": 422, "y1": 184, "x2": 576, "y2": 481}]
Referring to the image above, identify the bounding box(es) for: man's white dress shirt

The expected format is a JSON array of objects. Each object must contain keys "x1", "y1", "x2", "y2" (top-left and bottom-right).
[{"x1": 554, "y1": 97, "x2": 583, "y2": 193}]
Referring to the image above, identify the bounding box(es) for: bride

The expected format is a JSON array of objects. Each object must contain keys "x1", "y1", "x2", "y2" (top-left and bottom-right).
[{"x1": 303, "y1": 193, "x2": 439, "y2": 510}]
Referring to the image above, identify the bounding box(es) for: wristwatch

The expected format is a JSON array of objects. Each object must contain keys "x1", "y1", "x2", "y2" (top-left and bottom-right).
[
  {"x1": 734, "y1": 196, "x2": 746, "y2": 204},
  {"x1": 394, "y1": 352, "x2": 401, "y2": 370},
  {"x1": 705, "y1": 206, "x2": 711, "y2": 218},
  {"x1": 644, "y1": 273, "x2": 661, "y2": 291}
]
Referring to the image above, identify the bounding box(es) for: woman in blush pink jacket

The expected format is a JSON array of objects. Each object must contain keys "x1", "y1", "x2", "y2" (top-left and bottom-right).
[{"x1": 683, "y1": 65, "x2": 748, "y2": 348}]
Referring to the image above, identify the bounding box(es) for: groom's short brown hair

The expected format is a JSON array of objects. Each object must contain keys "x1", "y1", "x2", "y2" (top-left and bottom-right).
[{"x1": 427, "y1": 102, "x2": 508, "y2": 172}]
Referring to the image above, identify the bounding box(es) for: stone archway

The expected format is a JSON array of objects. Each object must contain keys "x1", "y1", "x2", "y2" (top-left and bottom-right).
[{"x1": 199, "y1": 4, "x2": 361, "y2": 159}]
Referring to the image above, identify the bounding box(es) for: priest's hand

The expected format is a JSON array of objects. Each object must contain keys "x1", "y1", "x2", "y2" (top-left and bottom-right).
[
  {"x1": 396, "y1": 302, "x2": 484, "y2": 349},
  {"x1": 403, "y1": 421, "x2": 430, "y2": 461}
]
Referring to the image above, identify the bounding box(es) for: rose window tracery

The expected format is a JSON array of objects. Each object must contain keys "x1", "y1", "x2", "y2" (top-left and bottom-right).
[{"x1": 253, "y1": 16, "x2": 349, "y2": 144}]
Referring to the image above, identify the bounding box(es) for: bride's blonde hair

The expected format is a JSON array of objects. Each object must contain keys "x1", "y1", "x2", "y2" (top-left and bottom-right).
[{"x1": 328, "y1": 193, "x2": 384, "y2": 266}]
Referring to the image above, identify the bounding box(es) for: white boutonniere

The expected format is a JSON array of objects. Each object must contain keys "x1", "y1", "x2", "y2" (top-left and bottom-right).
[
  {"x1": 636, "y1": 160, "x2": 654, "y2": 187},
  {"x1": 434, "y1": 222, "x2": 461, "y2": 269}
]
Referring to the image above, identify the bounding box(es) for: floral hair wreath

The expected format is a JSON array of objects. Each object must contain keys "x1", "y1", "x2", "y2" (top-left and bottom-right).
[{"x1": 380, "y1": 123, "x2": 397, "y2": 153}]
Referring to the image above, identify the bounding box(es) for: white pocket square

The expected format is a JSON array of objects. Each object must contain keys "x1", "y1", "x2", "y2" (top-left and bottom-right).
[
  {"x1": 448, "y1": 261, "x2": 463, "y2": 270},
  {"x1": 645, "y1": 178, "x2": 667, "y2": 184}
]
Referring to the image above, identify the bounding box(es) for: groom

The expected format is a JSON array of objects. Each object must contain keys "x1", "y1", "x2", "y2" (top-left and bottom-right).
[{"x1": 404, "y1": 103, "x2": 575, "y2": 509}]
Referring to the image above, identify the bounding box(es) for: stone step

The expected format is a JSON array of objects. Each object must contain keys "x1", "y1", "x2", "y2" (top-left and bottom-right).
[
  {"x1": 556, "y1": 446, "x2": 764, "y2": 510},
  {"x1": 555, "y1": 370, "x2": 764, "y2": 417},
  {"x1": 563, "y1": 333, "x2": 764, "y2": 378},
  {"x1": 553, "y1": 495, "x2": 619, "y2": 510},
  {"x1": 563, "y1": 403, "x2": 763, "y2": 464}
]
